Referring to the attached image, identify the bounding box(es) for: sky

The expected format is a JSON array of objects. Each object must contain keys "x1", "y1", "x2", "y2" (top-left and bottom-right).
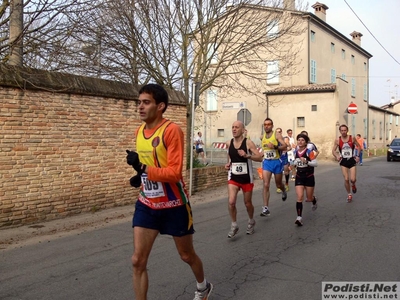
[{"x1": 306, "y1": 0, "x2": 400, "y2": 107}]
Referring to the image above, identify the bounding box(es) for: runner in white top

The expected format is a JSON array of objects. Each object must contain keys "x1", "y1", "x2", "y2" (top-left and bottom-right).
[{"x1": 194, "y1": 132, "x2": 208, "y2": 165}]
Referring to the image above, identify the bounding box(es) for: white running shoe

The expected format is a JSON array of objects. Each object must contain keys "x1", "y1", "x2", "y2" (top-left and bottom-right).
[
  {"x1": 227, "y1": 225, "x2": 239, "y2": 238},
  {"x1": 246, "y1": 220, "x2": 256, "y2": 235},
  {"x1": 260, "y1": 206, "x2": 270, "y2": 217},
  {"x1": 312, "y1": 196, "x2": 318, "y2": 211},
  {"x1": 194, "y1": 282, "x2": 213, "y2": 300},
  {"x1": 295, "y1": 216, "x2": 303, "y2": 226}
]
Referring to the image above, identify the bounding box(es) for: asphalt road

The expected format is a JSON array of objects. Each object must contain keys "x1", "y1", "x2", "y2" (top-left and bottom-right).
[{"x1": 1, "y1": 157, "x2": 400, "y2": 300}]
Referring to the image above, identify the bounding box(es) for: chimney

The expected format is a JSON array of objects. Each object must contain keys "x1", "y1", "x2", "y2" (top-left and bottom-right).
[
  {"x1": 311, "y1": 2, "x2": 329, "y2": 22},
  {"x1": 283, "y1": 0, "x2": 296, "y2": 10},
  {"x1": 350, "y1": 31, "x2": 363, "y2": 47}
]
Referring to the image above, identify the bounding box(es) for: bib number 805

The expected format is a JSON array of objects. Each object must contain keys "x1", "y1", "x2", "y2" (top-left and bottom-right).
[{"x1": 143, "y1": 178, "x2": 159, "y2": 191}]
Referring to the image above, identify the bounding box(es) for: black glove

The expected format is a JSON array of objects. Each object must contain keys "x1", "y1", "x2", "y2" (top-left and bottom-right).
[
  {"x1": 126, "y1": 150, "x2": 145, "y2": 173},
  {"x1": 130, "y1": 174, "x2": 142, "y2": 188}
]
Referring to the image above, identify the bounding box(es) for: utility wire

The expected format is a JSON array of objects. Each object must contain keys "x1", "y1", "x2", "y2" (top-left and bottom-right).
[{"x1": 344, "y1": 0, "x2": 400, "y2": 66}]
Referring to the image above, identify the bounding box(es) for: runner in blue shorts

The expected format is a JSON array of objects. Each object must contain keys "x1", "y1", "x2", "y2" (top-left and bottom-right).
[
  {"x1": 126, "y1": 84, "x2": 212, "y2": 300},
  {"x1": 260, "y1": 118, "x2": 289, "y2": 217},
  {"x1": 275, "y1": 128, "x2": 291, "y2": 193},
  {"x1": 133, "y1": 201, "x2": 194, "y2": 236}
]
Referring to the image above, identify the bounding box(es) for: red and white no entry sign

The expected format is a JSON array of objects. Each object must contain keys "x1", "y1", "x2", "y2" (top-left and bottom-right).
[{"x1": 348, "y1": 102, "x2": 358, "y2": 114}]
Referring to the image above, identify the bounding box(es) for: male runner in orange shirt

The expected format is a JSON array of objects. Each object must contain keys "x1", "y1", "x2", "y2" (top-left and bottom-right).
[{"x1": 126, "y1": 84, "x2": 212, "y2": 300}]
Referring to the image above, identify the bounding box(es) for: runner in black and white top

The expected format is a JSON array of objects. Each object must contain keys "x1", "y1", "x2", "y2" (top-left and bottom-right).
[
  {"x1": 293, "y1": 133, "x2": 318, "y2": 226},
  {"x1": 225, "y1": 121, "x2": 263, "y2": 238},
  {"x1": 299, "y1": 130, "x2": 319, "y2": 210}
]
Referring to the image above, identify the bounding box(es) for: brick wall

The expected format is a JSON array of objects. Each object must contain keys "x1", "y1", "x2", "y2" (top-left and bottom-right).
[
  {"x1": 188, "y1": 165, "x2": 227, "y2": 195},
  {"x1": 0, "y1": 65, "x2": 193, "y2": 228}
]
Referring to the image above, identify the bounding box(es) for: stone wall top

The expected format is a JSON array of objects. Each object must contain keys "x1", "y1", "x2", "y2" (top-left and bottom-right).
[{"x1": 0, "y1": 64, "x2": 187, "y2": 105}]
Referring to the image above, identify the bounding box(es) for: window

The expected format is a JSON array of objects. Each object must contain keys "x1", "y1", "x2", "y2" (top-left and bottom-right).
[
  {"x1": 267, "y1": 19, "x2": 279, "y2": 38},
  {"x1": 342, "y1": 49, "x2": 346, "y2": 59},
  {"x1": 206, "y1": 89, "x2": 217, "y2": 111},
  {"x1": 207, "y1": 43, "x2": 218, "y2": 64},
  {"x1": 310, "y1": 59, "x2": 317, "y2": 83},
  {"x1": 363, "y1": 84, "x2": 367, "y2": 101},
  {"x1": 351, "y1": 55, "x2": 355, "y2": 64},
  {"x1": 310, "y1": 30, "x2": 315, "y2": 42},
  {"x1": 311, "y1": 105, "x2": 317, "y2": 111},
  {"x1": 267, "y1": 60, "x2": 279, "y2": 84},
  {"x1": 351, "y1": 78, "x2": 356, "y2": 97},
  {"x1": 389, "y1": 114, "x2": 393, "y2": 124},
  {"x1": 341, "y1": 74, "x2": 346, "y2": 80},
  {"x1": 331, "y1": 42, "x2": 335, "y2": 53},
  {"x1": 379, "y1": 121, "x2": 383, "y2": 140},
  {"x1": 217, "y1": 129, "x2": 224, "y2": 137},
  {"x1": 372, "y1": 120, "x2": 376, "y2": 139},
  {"x1": 297, "y1": 117, "x2": 305, "y2": 127},
  {"x1": 364, "y1": 62, "x2": 367, "y2": 71},
  {"x1": 363, "y1": 118, "x2": 367, "y2": 138},
  {"x1": 396, "y1": 116, "x2": 399, "y2": 126},
  {"x1": 386, "y1": 123, "x2": 390, "y2": 140},
  {"x1": 331, "y1": 69, "x2": 336, "y2": 83}
]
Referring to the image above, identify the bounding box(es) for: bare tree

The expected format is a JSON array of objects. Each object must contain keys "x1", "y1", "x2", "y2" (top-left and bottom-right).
[
  {"x1": 1, "y1": 0, "x2": 97, "y2": 69},
  {"x1": 2, "y1": 0, "x2": 307, "y2": 100},
  {"x1": 80, "y1": 0, "x2": 307, "y2": 154}
]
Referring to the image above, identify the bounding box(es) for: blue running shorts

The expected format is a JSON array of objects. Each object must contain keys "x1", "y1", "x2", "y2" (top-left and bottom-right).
[
  {"x1": 262, "y1": 159, "x2": 284, "y2": 174},
  {"x1": 132, "y1": 200, "x2": 195, "y2": 237}
]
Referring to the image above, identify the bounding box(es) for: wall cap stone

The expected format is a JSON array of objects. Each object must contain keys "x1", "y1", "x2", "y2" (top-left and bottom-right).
[{"x1": 0, "y1": 64, "x2": 187, "y2": 105}]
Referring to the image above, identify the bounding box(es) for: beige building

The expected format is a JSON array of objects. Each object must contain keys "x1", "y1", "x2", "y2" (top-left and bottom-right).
[
  {"x1": 195, "y1": 1, "x2": 398, "y2": 158},
  {"x1": 369, "y1": 103, "x2": 400, "y2": 147}
]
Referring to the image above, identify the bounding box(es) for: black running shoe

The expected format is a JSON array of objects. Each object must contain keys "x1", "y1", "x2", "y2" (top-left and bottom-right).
[{"x1": 282, "y1": 189, "x2": 287, "y2": 201}]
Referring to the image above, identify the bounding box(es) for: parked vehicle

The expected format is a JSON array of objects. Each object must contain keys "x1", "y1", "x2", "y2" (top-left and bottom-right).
[{"x1": 387, "y1": 138, "x2": 400, "y2": 161}]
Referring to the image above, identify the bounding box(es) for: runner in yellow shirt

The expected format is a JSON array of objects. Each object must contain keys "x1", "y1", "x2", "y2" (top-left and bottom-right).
[{"x1": 260, "y1": 118, "x2": 288, "y2": 216}]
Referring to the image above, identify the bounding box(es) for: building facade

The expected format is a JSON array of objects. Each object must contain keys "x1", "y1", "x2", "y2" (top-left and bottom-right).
[{"x1": 195, "y1": 1, "x2": 398, "y2": 158}]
